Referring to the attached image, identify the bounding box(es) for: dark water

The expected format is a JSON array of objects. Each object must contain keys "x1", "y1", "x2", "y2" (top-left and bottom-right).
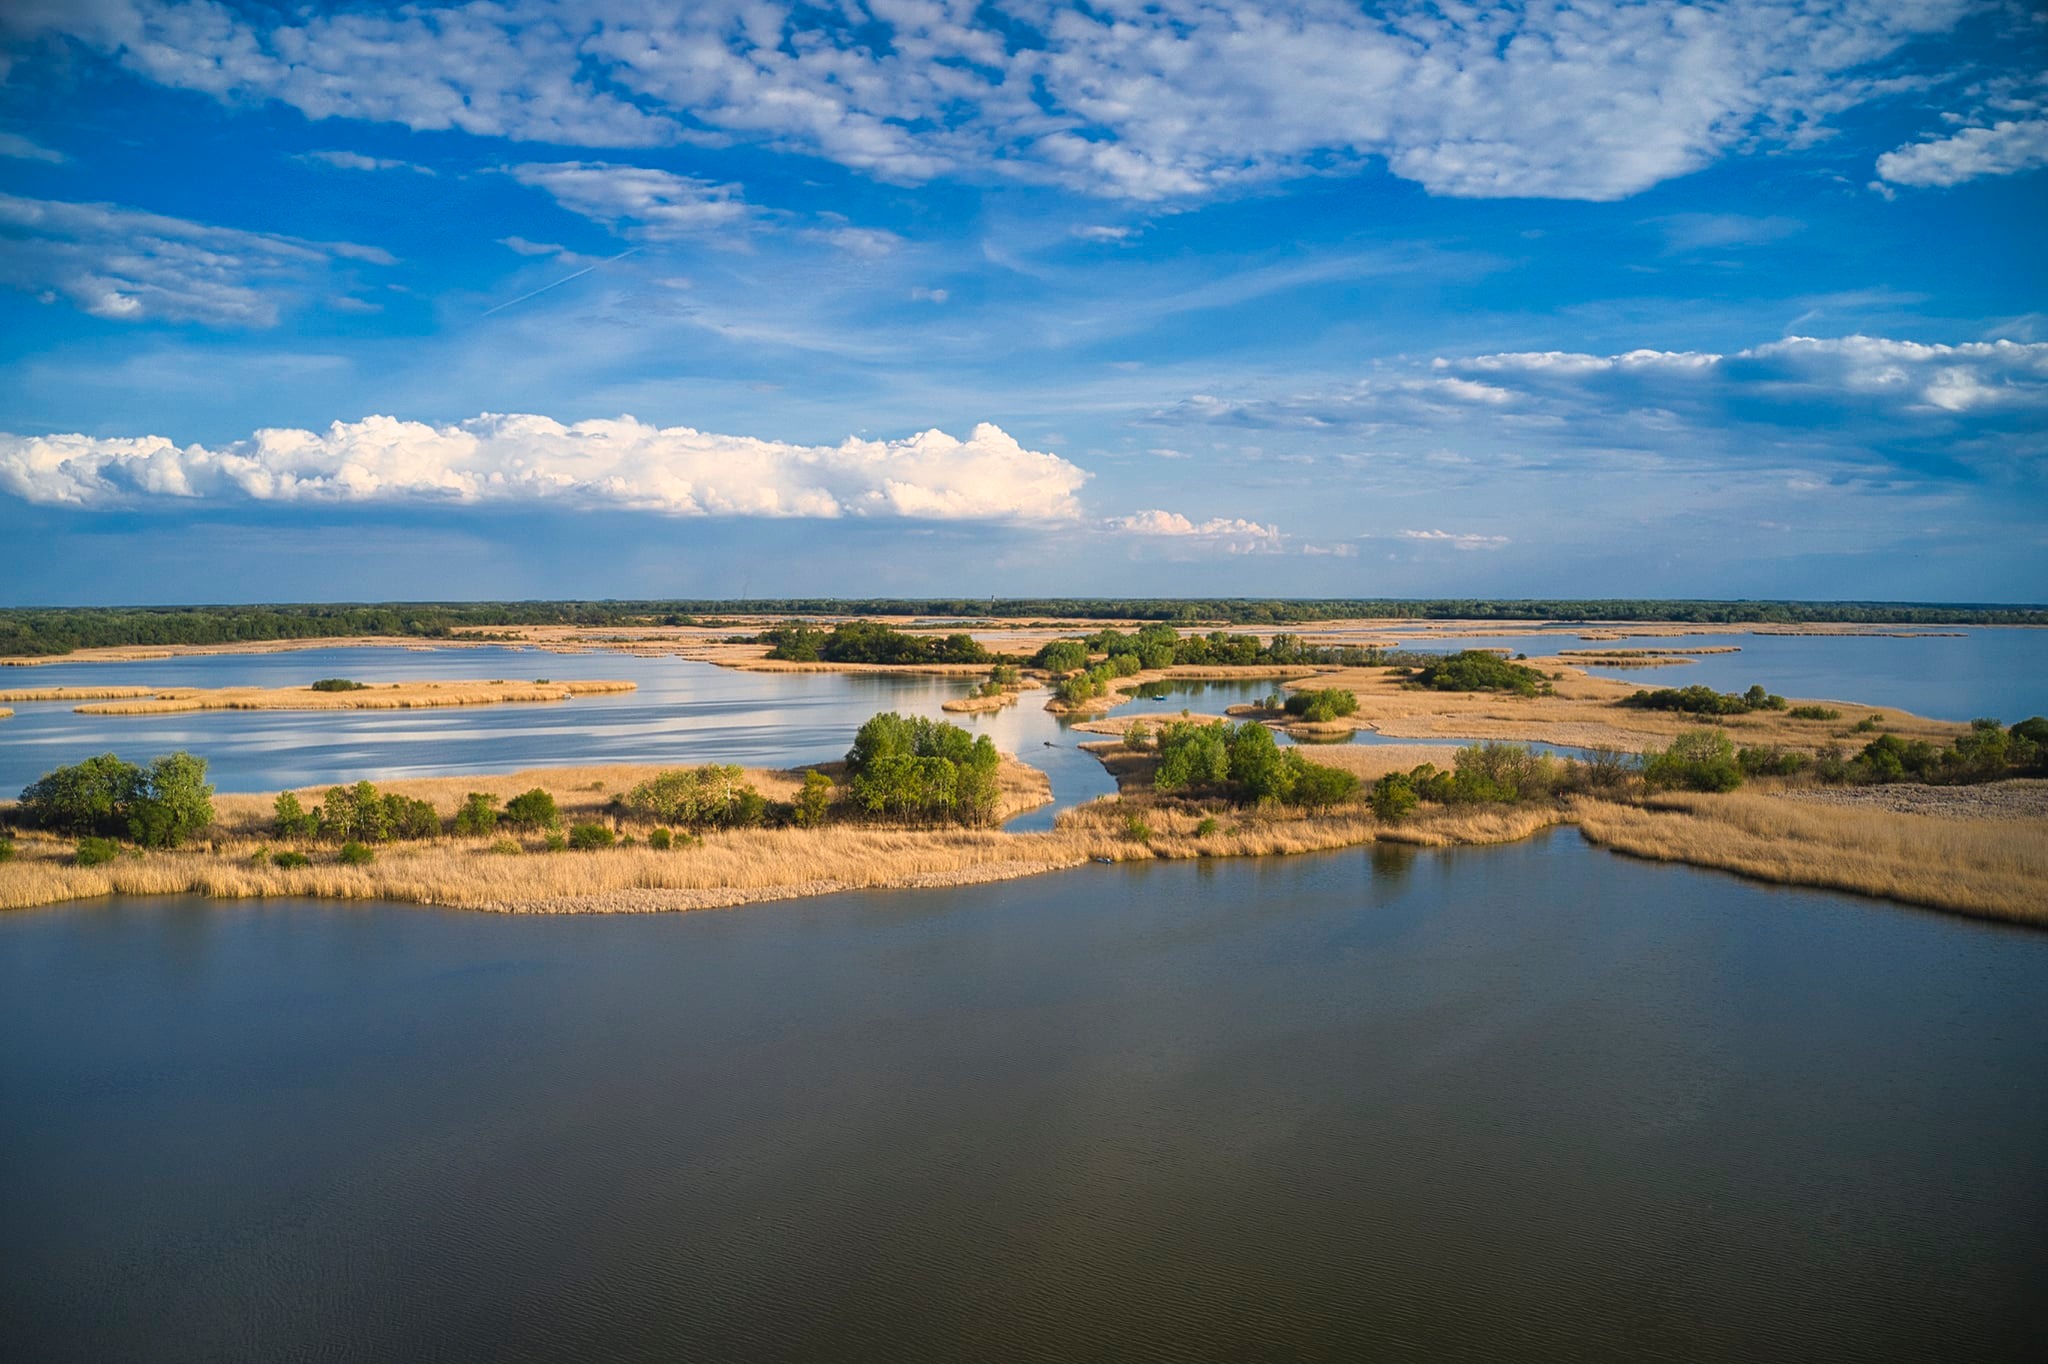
[{"x1": 2, "y1": 836, "x2": 2044, "y2": 1361}]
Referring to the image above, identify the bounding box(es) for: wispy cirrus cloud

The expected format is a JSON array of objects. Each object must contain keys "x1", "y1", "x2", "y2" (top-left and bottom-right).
[
  {"x1": 508, "y1": 161, "x2": 755, "y2": 239},
  {"x1": 0, "y1": 193, "x2": 394, "y2": 326}
]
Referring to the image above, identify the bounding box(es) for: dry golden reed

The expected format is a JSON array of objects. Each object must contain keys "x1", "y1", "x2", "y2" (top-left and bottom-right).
[{"x1": 70, "y1": 679, "x2": 636, "y2": 715}]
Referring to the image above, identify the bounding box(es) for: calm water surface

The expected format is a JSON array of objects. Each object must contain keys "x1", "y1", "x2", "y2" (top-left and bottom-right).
[{"x1": 2, "y1": 836, "x2": 2044, "y2": 1361}]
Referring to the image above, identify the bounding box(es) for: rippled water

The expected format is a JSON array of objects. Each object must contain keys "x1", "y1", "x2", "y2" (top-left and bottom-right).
[{"x1": 2, "y1": 837, "x2": 2043, "y2": 1361}]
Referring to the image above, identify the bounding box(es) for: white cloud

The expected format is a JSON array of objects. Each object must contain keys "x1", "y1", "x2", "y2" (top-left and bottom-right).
[
  {"x1": 0, "y1": 414, "x2": 1091, "y2": 520},
  {"x1": 1398, "y1": 529, "x2": 1510, "y2": 551},
  {"x1": 499, "y1": 236, "x2": 565, "y2": 256},
  {"x1": 0, "y1": 193, "x2": 394, "y2": 326},
  {"x1": 300, "y1": 149, "x2": 434, "y2": 174},
  {"x1": 7, "y1": 1, "x2": 1984, "y2": 203},
  {"x1": 1108, "y1": 509, "x2": 1283, "y2": 549},
  {"x1": 909, "y1": 286, "x2": 949, "y2": 303},
  {"x1": 0, "y1": 131, "x2": 64, "y2": 162},
  {"x1": 1876, "y1": 118, "x2": 2048, "y2": 187},
  {"x1": 508, "y1": 161, "x2": 754, "y2": 238}
]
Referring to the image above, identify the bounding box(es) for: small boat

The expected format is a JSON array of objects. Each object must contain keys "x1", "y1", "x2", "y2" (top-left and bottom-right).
[{"x1": 1093, "y1": 856, "x2": 1115, "y2": 864}]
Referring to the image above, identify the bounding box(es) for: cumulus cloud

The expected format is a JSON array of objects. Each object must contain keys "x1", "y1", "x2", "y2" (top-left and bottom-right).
[
  {"x1": 0, "y1": 414, "x2": 1090, "y2": 520},
  {"x1": 0, "y1": 193, "x2": 394, "y2": 325},
  {"x1": 1876, "y1": 118, "x2": 2048, "y2": 187},
  {"x1": 509, "y1": 162, "x2": 754, "y2": 238},
  {"x1": 1108, "y1": 509, "x2": 1283, "y2": 551},
  {"x1": 5, "y1": 1, "x2": 1986, "y2": 202}
]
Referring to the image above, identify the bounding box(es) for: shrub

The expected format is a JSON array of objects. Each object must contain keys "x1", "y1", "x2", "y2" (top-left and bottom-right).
[
  {"x1": 543, "y1": 831, "x2": 568, "y2": 852},
  {"x1": 309, "y1": 678, "x2": 368, "y2": 691},
  {"x1": 1411, "y1": 650, "x2": 1547, "y2": 696},
  {"x1": 1290, "y1": 761, "x2": 1361, "y2": 810},
  {"x1": 382, "y1": 794, "x2": 442, "y2": 841},
  {"x1": 1283, "y1": 688, "x2": 1359, "y2": 722},
  {"x1": 273, "y1": 791, "x2": 318, "y2": 838},
  {"x1": 490, "y1": 837, "x2": 523, "y2": 856},
  {"x1": 75, "y1": 836, "x2": 123, "y2": 866},
  {"x1": 1788, "y1": 705, "x2": 1841, "y2": 721},
  {"x1": 1852, "y1": 714, "x2": 1884, "y2": 733},
  {"x1": 503, "y1": 788, "x2": 561, "y2": 831},
  {"x1": 647, "y1": 827, "x2": 673, "y2": 850},
  {"x1": 1642, "y1": 729, "x2": 1744, "y2": 792},
  {"x1": 1622, "y1": 684, "x2": 1786, "y2": 716},
  {"x1": 274, "y1": 850, "x2": 312, "y2": 868},
  {"x1": 1194, "y1": 816, "x2": 1220, "y2": 838},
  {"x1": 1370, "y1": 774, "x2": 1419, "y2": 823},
  {"x1": 1737, "y1": 746, "x2": 1809, "y2": 778},
  {"x1": 794, "y1": 770, "x2": 834, "y2": 828},
  {"x1": 0, "y1": 837, "x2": 14, "y2": 864},
  {"x1": 1574, "y1": 747, "x2": 1638, "y2": 792},
  {"x1": 453, "y1": 791, "x2": 500, "y2": 836},
  {"x1": 1122, "y1": 812, "x2": 1152, "y2": 843},
  {"x1": 337, "y1": 840, "x2": 375, "y2": 865},
  {"x1": 1123, "y1": 721, "x2": 1152, "y2": 751},
  {"x1": 568, "y1": 822, "x2": 615, "y2": 850}
]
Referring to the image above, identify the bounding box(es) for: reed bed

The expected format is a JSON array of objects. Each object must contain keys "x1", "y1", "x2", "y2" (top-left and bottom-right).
[
  {"x1": 71, "y1": 679, "x2": 636, "y2": 715},
  {"x1": 1573, "y1": 792, "x2": 2048, "y2": 925},
  {"x1": 0, "y1": 686, "x2": 159, "y2": 702}
]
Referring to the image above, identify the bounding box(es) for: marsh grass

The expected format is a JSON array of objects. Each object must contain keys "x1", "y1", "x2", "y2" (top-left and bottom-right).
[{"x1": 1573, "y1": 791, "x2": 2048, "y2": 925}]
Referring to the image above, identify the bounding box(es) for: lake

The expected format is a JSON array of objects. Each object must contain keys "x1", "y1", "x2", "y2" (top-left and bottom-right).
[{"x1": 2, "y1": 835, "x2": 2043, "y2": 1361}]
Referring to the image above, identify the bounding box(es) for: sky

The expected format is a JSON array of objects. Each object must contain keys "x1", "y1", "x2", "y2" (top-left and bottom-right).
[{"x1": 0, "y1": 1, "x2": 2043, "y2": 605}]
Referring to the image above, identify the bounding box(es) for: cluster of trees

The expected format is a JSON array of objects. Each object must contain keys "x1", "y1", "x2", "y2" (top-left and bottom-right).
[
  {"x1": 1282, "y1": 688, "x2": 1359, "y2": 722},
  {"x1": 620, "y1": 765, "x2": 772, "y2": 829},
  {"x1": 8, "y1": 599, "x2": 2041, "y2": 658},
  {"x1": 1406, "y1": 650, "x2": 1550, "y2": 696},
  {"x1": 1623, "y1": 683, "x2": 1787, "y2": 715},
  {"x1": 274, "y1": 783, "x2": 563, "y2": 843},
  {"x1": 1055, "y1": 652, "x2": 1145, "y2": 705},
  {"x1": 16, "y1": 752, "x2": 216, "y2": 848},
  {"x1": 309, "y1": 678, "x2": 368, "y2": 692},
  {"x1": 1034, "y1": 624, "x2": 1387, "y2": 676},
  {"x1": 844, "y1": 713, "x2": 1003, "y2": 825},
  {"x1": 1368, "y1": 743, "x2": 1577, "y2": 820},
  {"x1": 1148, "y1": 720, "x2": 1361, "y2": 808},
  {"x1": 759, "y1": 621, "x2": 994, "y2": 665}
]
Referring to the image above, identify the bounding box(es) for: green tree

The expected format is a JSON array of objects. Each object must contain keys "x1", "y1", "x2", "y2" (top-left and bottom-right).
[
  {"x1": 18, "y1": 753, "x2": 143, "y2": 835},
  {"x1": 273, "y1": 791, "x2": 318, "y2": 838},
  {"x1": 127, "y1": 751, "x2": 214, "y2": 848},
  {"x1": 794, "y1": 770, "x2": 834, "y2": 827}
]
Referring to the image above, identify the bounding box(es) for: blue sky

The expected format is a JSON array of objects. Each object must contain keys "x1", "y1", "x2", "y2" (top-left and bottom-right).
[{"x1": 1, "y1": 0, "x2": 2043, "y2": 604}]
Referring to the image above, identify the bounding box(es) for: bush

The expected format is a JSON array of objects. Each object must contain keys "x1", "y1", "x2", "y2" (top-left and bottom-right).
[
  {"x1": 1737, "y1": 746, "x2": 1809, "y2": 778},
  {"x1": 1370, "y1": 774, "x2": 1419, "y2": 823},
  {"x1": 337, "y1": 840, "x2": 375, "y2": 865},
  {"x1": 453, "y1": 791, "x2": 500, "y2": 836},
  {"x1": 1623, "y1": 684, "x2": 1786, "y2": 716},
  {"x1": 1642, "y1": 730, "x2": 1744, "y2": 792},
  {"x1": 1411, "y1": 651, "x2": 1547, "y2": 696},
  {"x1": 1123, "y1": 721, "x2": 1152, "y2": 751},
  {"x1": 1122, "y1": 812, "x2": 1152, "y2": 843},
  {"x1": 647, "y1": 827, "x2": 673, "y2": 850},
  {"x1": 543, "y1": 831, "x2": 568, "y2": 852},
  {"x1": 1788, "y1": 705, "x2": 1841, "y2": 721},
  {"x1": 0, "y1": 837, "x2": 14, "y2": 864},
  {"x1": 383, "y1": 794, "x2": 442, "y2": 841},
  {"x1": 1194, "y1": 816, "x2": 1220, "y2": 838},
  {"x1": 793, "y1": 770, "x2": 834, "y2": 828},
  {"x1": 624, "y1": 765, "x2": 764, "y2": 827},
  {"x1": 490, "y1": 837, "x2": 523, "y2": 856},
  {"x1": 1852, "y1": 714, "x2": 1884, "y2": 733},
  {"x1": 75, "y1": 836, "x2": 123, "y2": 866},
  {"x1": 273, "y1": 791, "x2": 318, "y2": 838},
  {"x1": 1283, "y1": 688, "x2": 1359, "y2": 722},
  {"x1": 309, "y1": 678, "x2": 368, "y2": 691},
  {"x1": 1290, "y1": 761, "x2": 1361, "y2": 810},
  {"x1": 503, "y1": 788, "x2": 561, "y2": 831},
  {"x1": 568, "y1": 822, "x2": 615, "y2": 850},
  {"x1": 274, "y1": 850, "x2": 312, "y2": 868}
]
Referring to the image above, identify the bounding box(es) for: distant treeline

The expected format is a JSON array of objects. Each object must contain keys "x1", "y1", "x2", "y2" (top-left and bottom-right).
[{"x1": 3, "y1": 597, "x2": 2042, "y2": 658}]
